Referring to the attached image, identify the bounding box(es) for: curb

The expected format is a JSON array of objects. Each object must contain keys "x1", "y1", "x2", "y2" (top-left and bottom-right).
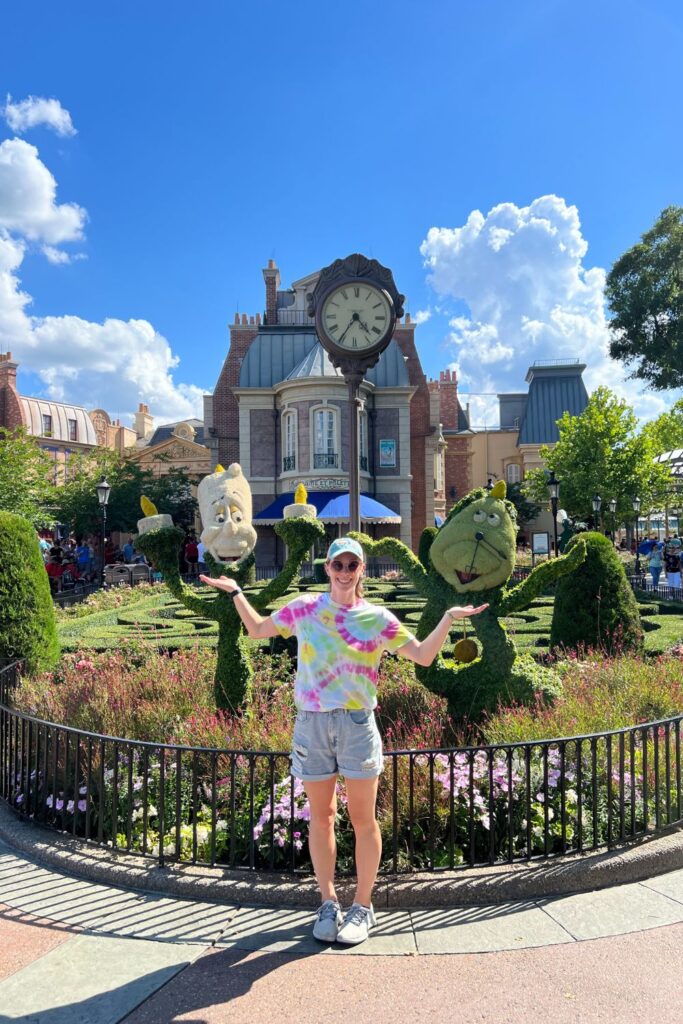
[{"x1": 2, "y1": 802, "x2": 683, "y2": 909}]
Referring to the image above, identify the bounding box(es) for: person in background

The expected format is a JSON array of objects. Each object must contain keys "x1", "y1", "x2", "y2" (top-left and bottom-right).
[
  {"x1": 184, "y1": 534, "x2": 199, "y2": 578},
  {"x1": 38, "y1": 532, "x2": 51, "y2": 564},
  {"x1": 647, "y1": 542, "x2": 663, "y2": 590},
  {"x1": 75, "y1": 537, "x2": 91, "y2": 580},
  {"x1": 664, "y1": 537, "x2": 682, "y2": 591},
  {"x1": 197, "y1": 538, "x2": 206, "y2": 575},
  {"x1": 122, "y1": 538, "x2": 136, "y2": 563}
]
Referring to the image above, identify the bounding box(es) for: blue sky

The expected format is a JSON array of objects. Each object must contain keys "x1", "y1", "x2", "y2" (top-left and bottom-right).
[{"x1": 2, "y1": 0, "x2": 682, "y2": 427}]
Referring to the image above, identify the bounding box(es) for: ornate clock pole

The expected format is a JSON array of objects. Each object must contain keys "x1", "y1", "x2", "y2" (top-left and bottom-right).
[{"x1": 307, "y1": 255, "x2": 404, "y2": 533}]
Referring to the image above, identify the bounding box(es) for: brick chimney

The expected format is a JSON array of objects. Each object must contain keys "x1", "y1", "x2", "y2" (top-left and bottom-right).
[
  {"x1": 438, "y1": 368, "x2": 460, "y2": 429},
  {"x1": 0, "y1": 352, "x2": 25, "y2": 431},
  {"x1": 262, "y1": 259, "x2": 280, "y2": 325}
]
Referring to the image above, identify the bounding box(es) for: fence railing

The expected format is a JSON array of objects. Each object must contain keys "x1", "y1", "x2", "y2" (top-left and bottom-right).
[
  {"x1": 628, "y1": 577, "x2": 683, "y2": 603},
  {"x1": 2, "y1": 659, "x2": 682, "y2": 875}
]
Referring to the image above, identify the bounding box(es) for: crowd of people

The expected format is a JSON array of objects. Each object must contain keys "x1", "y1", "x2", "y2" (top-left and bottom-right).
[
  {"x1": 646, "y1": 535, "x2": 682, "y2": 591},
  {"x1": 37, "y1": 529, "x2": 204, "y2": 592}
]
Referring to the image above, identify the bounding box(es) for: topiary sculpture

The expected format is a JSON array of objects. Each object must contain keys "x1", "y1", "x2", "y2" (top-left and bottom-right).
[
  {"x1": 0, "y1": 511, "x2": 60, "y2": 674},
  {"x1": 550, "y1": 531, "x2": 643, "y2": 655},
  {"x1": 134, "y1": 467, "x2": 323, "y2": 711},
  {"x1": 351, "y1": 481, "x2": 586, "y2": 722}
]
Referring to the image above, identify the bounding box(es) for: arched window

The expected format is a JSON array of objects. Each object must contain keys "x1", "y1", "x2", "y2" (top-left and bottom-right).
[
  {"x1": 506, "y1": 462, "x2": 521, "y2": 485},
  {"x1": 281, "y1": 409, "x2": 297, "y2": 472},
  {"x1": 312, "y1": 406, "x2": 339, "y2": 469}
]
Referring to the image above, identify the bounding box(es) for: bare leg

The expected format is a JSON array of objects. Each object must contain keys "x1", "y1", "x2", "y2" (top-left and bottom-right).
[
  {"x1": 345, "y1": 776, "x2": 381, "y2": 907},
  {"x1": 303, "y1": 776, "x2": 338, "y2": 902}
]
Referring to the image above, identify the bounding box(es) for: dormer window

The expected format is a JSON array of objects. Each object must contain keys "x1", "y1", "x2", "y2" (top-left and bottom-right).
[
  {"x1": 42, "y1": 414, "x2": 52, "y2": 437},
  {"x1": 68, "y1": 418, "x2": 77, "y2": 442}
]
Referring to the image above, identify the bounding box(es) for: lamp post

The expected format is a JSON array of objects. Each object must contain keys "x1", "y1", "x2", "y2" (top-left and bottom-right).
[
  {"x1": 609, "y1": 497, "x2": 617, "y2": 543},
  {"x1": 592, "y1": 493, "x2": 602, "y2": 532},
  {"x1": 96, "y1": 475, "x2": 111, "y2": 586},
  {"x1": 547, "y1": 470, "x2": 560, "y2": 556},
  {"x1": 632, "y1": 496, "x2": 642, "y2": 577}
]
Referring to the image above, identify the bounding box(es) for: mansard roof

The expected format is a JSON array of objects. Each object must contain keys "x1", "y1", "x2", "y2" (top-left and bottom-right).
[
  {"x1": 20, "y1": 396, "x2": 98, "y2": 445},
  {"x1": 238, "y1": 333, "x2": 410, "y2": 388},
  {"x1": 518, "y1": 360, "x2": 588, "y2": 445}
]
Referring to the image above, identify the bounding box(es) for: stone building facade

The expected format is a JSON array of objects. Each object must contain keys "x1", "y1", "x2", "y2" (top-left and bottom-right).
[{"x1": 204, "y1": 261, "x2": 458, "y2": 565}]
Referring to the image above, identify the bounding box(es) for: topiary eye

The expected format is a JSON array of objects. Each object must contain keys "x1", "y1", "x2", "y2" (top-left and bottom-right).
[
  {"x1": 230, "y1": 505, "x2": 243, "y2": 523},
  {"x1": 215, "y1": 506, "x2": 226, "y2": 524},
  {"x1": 487, "y1": 513, "x2": 501, "y2": 527},
  {"x1": 473, "y1": 510, "x2": 486, "y2": 523}
]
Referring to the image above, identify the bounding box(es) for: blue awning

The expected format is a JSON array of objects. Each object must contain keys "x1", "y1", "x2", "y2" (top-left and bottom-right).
[
  {"x1": 254, "y1": 491, "x2": 401, "y2": 525},
  {"x1": 435, "y1": 515, "x2": 444, "y2": 527}
]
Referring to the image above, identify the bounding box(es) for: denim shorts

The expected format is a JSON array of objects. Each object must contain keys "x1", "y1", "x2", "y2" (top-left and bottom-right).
[{"x1": 291, "y1": 708, "x2": 384, "y2": 782}]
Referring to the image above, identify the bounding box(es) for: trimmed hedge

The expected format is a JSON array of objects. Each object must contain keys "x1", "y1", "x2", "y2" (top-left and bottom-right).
[
  {"x1": 0, "y1": 511, "x2": 59, "y2": 673},
  {"x1": 550, "y1": 533, "x2": 644, "y2": 655}
]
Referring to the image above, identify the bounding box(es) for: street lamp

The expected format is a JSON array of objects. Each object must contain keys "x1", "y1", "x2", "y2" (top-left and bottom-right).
[
  {"x1": 96, "y1": 475, "x2": 111, "y2": 586},
  {"x1": 632, "y1": 496, "x2": 642, "y2": 576},
  {"x1": 592, "y1": 493, "x2": 602, "y2": 532},
  {"x1": 609, "y1": 498, "x2": 617, "y2": 543},
  {"x1": 547, "y1": 470, "x2": 560, "y2": 556}
]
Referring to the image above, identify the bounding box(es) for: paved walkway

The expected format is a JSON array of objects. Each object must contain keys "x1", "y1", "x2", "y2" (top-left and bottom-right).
[{"x1": 2, "y1": 838, "x2": 683, "y2": 1022}]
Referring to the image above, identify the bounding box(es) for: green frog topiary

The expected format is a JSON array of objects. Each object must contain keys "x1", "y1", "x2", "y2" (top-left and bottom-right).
[{"x1": 351, "y1": 481, "x2": 586, "y2": 722}]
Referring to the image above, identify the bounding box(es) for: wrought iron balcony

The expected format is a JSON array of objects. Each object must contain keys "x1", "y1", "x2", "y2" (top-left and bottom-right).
[
  {"x1": 313, "y1": 453, "x2": 339, "y2": 469},
  {"x1": 282, "y1": 455, "x2": 296, "y2": 472}
]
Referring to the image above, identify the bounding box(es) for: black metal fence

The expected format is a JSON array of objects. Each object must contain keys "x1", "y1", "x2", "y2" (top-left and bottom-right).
[
  {"x1": 628, "y1": 578, "x2": 683, "y2": 603},
  {"x1": 2, "y1": 660, "x2": 682, "y2": 875}
]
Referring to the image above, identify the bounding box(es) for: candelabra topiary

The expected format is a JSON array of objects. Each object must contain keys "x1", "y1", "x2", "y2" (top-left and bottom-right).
[
  {"x1": 134, "y1": 475, "x2": 324, "y2": 710},
  {"x1": 0, "y1": 511, "x2": 60, "y2": 674},
  {"x1": 351, "y1": 481, "x2": 587, "y2": 722}
]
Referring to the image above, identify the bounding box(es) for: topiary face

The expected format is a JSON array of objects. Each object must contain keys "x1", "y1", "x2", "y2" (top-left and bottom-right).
[
  {"x1": 198, "y1": 463, "x2": 257, "y2": 565},
  {"x1": 429, "y1": 481, "x2": 517, "y2": 593}
]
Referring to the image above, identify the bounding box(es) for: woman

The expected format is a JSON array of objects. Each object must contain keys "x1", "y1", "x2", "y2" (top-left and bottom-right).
[
  {"x1": 647, "y1": 543, "x2": 662, "y2": 590},
  {"x1": 201, "y1": 537, "x2": 487, "y2": 946}
]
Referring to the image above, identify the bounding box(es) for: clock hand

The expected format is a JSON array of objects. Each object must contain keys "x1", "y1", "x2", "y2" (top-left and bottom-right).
[
  {"x1": 338, "y1": 318, "x2": 355, "y2": 343},
  {"x1": 477, "y1": 534, "x2": 506, "y2": 560},
  {"x1": 467, "y1": 539, "x2": 481, "y2": 578}
]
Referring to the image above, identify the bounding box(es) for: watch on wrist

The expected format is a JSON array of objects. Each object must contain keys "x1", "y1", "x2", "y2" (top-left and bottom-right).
[{"x1": 230, "y1": 588, "x2": 242, "y2": 599}]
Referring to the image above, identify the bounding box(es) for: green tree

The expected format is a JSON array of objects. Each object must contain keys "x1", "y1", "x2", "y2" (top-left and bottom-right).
[
  {"x1": 54, "y1": 450, "x2": 198, "y2": 537},
  {"x1": 0, "y1": 428, "x2": 54, "y2": 527},
  {"x1": 606, "y1": 205, "x2": 683, "y2": 390},
  {"x1": 522, "y1": 387, "x2": 670, "y2": 523},
  {"x1": 639, "y1": 399, "x2": 683, "y2": 455},
  {"x1": 505, "y1": 481, "x2": 540, "y2": 529}
]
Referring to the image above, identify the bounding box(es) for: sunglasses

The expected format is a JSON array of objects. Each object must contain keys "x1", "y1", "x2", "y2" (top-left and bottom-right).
[{"x1": 330, "y1": 559, "x2": 361, "y2": 572}]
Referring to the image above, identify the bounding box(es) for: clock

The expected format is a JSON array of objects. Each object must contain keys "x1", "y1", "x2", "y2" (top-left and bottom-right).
[{"x1": 317, "y1": 281, "x2": 395, "y2": 356}]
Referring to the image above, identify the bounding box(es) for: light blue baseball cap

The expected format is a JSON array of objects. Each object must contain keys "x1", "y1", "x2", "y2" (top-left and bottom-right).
[{"x1": 326, "y1": 537, "x2": 364, "y2": 562}]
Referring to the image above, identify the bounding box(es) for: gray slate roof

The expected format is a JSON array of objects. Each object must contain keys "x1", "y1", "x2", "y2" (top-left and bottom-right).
[
  {"x1": 518, "y1": 362, "x2": 588, "y2": 445},
  {"x1": 238, "y1": 333, "x2": 410, "y2": 388}
]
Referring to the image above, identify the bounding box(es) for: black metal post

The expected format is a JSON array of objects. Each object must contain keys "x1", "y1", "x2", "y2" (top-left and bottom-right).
[
  {"x1": 347, "y1": 371, "x2": 363, "y2": 534},
  {"x1": 551, "y1": 497, "x2": 558, "y2": 557},
  {"x1": 100, "y1": 506, "x2": 107, "y2": 586}
]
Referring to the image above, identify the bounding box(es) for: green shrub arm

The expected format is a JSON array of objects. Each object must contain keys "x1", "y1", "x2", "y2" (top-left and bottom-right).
[
  {"x1": 349, "y1": 532, "x2": 432, "y2": 595},
  {"x1": 498, "y1": 539, "x2": 587, "y2": 616},
  {"x1": 254, "y1": 516, "x2": 325, "y2": 609},
  {"x1": 134, "y1": 527, "x2": 218, "y2": 618}
]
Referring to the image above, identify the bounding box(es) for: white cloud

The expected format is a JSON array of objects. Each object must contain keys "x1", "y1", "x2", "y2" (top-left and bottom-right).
[
  {"x1": 0, "y1": 138, "x2": 86, "y2": 245},
  {"x1": 413, "y1": 308, "x2": 431, "y2": 325},
  {"x1": 0, "y1": 139, "x2": 204, "y2": 422},
  {"x1": 4, "y1": 94, "x2": 76, "y2": 137},
  {"x1": 420, "y1": 195, "x2": 680, "y2": 426}
]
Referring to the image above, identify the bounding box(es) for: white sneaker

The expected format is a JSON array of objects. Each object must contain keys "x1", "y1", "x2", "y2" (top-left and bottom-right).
[
  {"x1": 312, "y1": 899, "x2": 343, "y2": 942},
  {"x1": 337, "y1": 902, "x2": 376, "y2": 945}
]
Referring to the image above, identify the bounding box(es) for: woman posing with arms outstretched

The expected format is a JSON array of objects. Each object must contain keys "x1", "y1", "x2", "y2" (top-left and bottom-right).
[{"x1": 202, "y1": 537, "x2": 487, "y2": 946}]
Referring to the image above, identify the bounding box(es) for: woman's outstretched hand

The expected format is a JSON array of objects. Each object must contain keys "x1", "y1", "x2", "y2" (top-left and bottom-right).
[
  {"x1": 446, "y1": 603, "x2": 489, "y2": 620},
  {"x1": 200, "y1": 574, "x2": 240, "y2": 594}
]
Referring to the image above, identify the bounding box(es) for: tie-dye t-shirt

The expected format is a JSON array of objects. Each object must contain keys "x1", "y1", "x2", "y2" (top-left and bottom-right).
[{"x1": 271, "y1": 593, "x2": 414, "y2": 711}]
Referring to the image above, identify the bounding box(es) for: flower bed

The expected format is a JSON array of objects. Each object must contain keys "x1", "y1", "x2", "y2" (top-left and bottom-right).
[{"x1": 4, "y1": 649, "x2": 683, "y2": 874}]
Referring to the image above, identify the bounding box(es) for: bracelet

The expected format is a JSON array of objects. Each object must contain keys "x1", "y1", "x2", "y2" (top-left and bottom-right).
[{"x1": 230, "y1": 588, "x2": 242, "y2": 599}]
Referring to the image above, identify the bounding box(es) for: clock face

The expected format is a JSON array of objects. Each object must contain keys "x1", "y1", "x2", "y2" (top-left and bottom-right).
[{"x1": 320, "y1": 282, "x2": 393, "y2": 352}]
